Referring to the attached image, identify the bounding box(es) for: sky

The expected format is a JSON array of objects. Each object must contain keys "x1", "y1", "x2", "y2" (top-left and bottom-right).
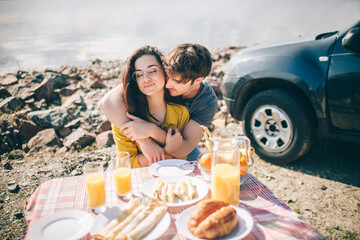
[{"x1": 0, "y1": 0, "x2": 359, "y2": 74}]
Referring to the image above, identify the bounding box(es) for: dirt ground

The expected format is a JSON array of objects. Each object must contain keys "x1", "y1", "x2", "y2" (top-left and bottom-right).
[{"x1": 1, "y1": 137, "x2": 359, "y2": 240}]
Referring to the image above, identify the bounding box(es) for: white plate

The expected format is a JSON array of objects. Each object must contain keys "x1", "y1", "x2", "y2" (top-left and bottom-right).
[
  {"x1": 90, "y1": 204, "x2": 171, "y2": 239},
  {"x1": 29, "y1": 210, "x2": 94, "y2": 240},
  {"x1": 149, "y1": 159, "x2": 195, "y2": 177},
  {"x1": 141, "y1": 176, "x2": 209, "y2": 207},
  {"x1": 176, "y1": 205, "x2": 254, "y2": 240}
]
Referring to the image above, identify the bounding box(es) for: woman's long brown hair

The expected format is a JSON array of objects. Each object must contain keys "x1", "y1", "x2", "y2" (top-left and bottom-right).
[{"x1": 121, "y1": 46, "x2": 181, "y2": 121}]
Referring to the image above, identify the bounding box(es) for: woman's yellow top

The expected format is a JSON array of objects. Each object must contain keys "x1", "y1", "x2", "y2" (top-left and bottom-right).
[{"x1": 112, "y1": 103, "x2": 190, "y2": 168}]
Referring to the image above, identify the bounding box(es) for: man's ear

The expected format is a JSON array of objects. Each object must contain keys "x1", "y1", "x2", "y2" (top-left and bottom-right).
[{"x1": 194, "y1": 77, "x2": 204, "y2": 84}]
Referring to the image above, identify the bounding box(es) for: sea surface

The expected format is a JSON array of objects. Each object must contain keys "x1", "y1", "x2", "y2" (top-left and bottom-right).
[{"x1": 0, "y1": 0, "x2": 359, "y2": 75}]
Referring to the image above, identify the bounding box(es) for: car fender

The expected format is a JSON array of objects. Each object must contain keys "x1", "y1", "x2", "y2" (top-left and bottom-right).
[{"x1": 222, "y1": 37, "x2": 336, "y2": 128}]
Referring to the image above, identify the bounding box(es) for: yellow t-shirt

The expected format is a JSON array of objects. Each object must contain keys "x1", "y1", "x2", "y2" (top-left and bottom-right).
[{"x1": 112, "y1": 103, "x2": 190, "y2": 168}]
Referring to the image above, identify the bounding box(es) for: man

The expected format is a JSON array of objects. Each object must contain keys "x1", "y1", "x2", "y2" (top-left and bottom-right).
[{"x1": 98, "y1": 43, "x2": 218, "y2": 163}]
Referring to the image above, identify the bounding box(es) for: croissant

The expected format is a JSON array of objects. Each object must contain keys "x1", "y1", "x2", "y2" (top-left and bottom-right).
[{"x1": 188, "y1": 199, "x2": 238, "y2": 239}]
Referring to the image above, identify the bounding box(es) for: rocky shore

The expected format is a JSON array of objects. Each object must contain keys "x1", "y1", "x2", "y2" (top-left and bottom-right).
[{"x1": 0, "y1": 46, "x2": 359, "y2": 240}]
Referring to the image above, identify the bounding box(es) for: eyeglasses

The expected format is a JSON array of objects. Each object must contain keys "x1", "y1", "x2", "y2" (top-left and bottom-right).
[{"x1": 132, "y1": 67, "x2": 160, "y2": 82}]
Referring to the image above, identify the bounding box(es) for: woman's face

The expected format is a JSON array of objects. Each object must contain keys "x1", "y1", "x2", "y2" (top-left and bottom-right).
[{"x1": 133, "y1": 55, "x2": 165, "y2": 96}]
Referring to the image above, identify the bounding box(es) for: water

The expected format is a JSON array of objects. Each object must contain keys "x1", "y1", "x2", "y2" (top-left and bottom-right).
[{"x1": 0, "y1": 0, "x2": 359, "y2": 75}]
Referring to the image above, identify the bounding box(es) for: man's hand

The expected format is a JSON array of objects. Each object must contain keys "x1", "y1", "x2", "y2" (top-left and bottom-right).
[
  {"x1": 137, "y1": 138, "x2": 166, "y2": 164},
  {"x1": 120, "y1": 112, "x2": 154, "y2": 141},
  {"x1": 164, "y1": 128, "x2": 183, "y2": 155}
]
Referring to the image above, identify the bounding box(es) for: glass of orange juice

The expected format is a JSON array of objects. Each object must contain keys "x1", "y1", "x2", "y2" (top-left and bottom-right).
[
  {"x1": 211, "y1": 129, "x2": 240, "y2": 205},
  {"x1": 83, "y1": 162, "x2": 106, "y2": 214},
  {"x1": 113, "y1": 151, "x2": 132, "y2": 200}
]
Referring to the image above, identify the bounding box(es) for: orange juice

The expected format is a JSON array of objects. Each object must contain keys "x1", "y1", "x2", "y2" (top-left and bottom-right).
[
  {"x1": 212, "y1": 163, "x2": 240, "y2": 205},
  {"x1": 85, "y1": 173, "x2": 106, "y2": 208},
  {"x1": 114, "y1": 167, "x2": 132, "y2": 195}
]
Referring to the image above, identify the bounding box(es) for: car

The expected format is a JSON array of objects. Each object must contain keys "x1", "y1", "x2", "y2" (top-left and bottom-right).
[{"x1": 221, "y1": 20, "x2": 360, "y2": 164}]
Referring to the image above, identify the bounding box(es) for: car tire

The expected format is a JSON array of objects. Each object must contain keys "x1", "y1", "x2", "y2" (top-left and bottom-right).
[{"x1": 243, "y1": 89, "x2": 314, "y2": 164}]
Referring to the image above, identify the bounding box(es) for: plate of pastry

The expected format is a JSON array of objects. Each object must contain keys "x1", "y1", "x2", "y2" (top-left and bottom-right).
[
  {"x1": 90, "y1": 198, "x2": 170, "y2": 240},
  {"x1": 176, "y1": 200, "x2": 254, "y2": 240},
  {"x1": 141, "y1": 176, "x2": 209, "y2": 207}
]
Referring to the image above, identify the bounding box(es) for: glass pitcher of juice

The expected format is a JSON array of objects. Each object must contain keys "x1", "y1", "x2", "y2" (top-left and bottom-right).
[{"x1": 211, "y1": 129, "x2": 241, "y2": 205}]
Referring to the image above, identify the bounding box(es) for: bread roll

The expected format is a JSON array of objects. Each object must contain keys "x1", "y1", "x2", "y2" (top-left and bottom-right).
[{"x1": 188, "y1": 200, "x2": 238, "y2": 239}]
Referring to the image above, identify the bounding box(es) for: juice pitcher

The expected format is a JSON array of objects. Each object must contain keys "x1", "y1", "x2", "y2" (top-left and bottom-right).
[{"x1": 211, "y1": 129, "x2": 240, "y2": 205}]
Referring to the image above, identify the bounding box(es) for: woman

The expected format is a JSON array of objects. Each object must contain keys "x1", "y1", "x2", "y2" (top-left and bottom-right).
[{"x1": 112, "y1": 46, "x2": 190, "y2": 168}]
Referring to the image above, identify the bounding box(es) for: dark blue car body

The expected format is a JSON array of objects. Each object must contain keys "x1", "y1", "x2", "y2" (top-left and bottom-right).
[{"x1": 222, "y1": 21, "x2": 360, "y2": 163}]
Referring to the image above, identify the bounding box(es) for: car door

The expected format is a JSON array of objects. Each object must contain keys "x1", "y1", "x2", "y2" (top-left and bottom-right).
[{"x1": 327, "y1": 26, "x2": 360, "y2": 132}]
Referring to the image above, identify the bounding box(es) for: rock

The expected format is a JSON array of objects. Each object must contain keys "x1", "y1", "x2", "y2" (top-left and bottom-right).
[
  {"x1": 59, "y1": 85, "x2": 77, "y2": 96},
  {"x1": 28, "y1": 107, "x2": 69, "y2": 130},
  {"x1": 8, "y1": 149, "x2": 24, "y2": 159},
  {"x1": 27, "y1": 128, "x2": 62, "y2": 150},
  {"x1": 7, "y1": 181, "x2": 20, "y2": 193},
  {"x1": 57, "y1": 127, "x2": 72, "y2": 138},
  {"x1": 0, "y1": 87, "x2": 11, "y2": 99},
  {"x1": 63, "y1": 128, "x2": 95, "y2": 149},
  {"x1": 13, "y1": 210, "x2": 23, "y2": 219},
  {"x1": 31, "y1": 78, "x2": 54, "y2": 103},
  {"x1": 45, "y1": 73, "x2": 67, "y2": 89},
  {"x1": 97, "y1": 120, "x2": 111, "y2": 133},
  {"x1": 0, "y1": 74, "x2": 18, "y2": 86},
  {"x1": 64, "y1": 118, "x2": 82, "y2": 129},
  {"x1": 0, "y1": 97, "x2": 24, "y2": 113},
  {"x1": 321, "y1": 185, "x2": 328, "y2": 190},
  {"x1": 61, "y1": 92, "x2": 86, "y2": 118},
  {"x1": 96, "y1": 130, "x2": 114, "y2": 148},
  {"x1": 90, "y1": 80, "x2": 106, "y2": 89},
  {"x1": 3, "y1": 162, "x2": 12, "y2": 170},
  {"x1": 18, "y1": 119, "x2": 43, "y2": 140}
]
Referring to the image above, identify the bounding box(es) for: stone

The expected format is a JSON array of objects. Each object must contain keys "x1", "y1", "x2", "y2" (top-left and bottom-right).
[
  {"x1": 8, "y1": 149, "x2": 24, "y2": 159},
  {"x1": 97, "y1": 120, "x2": 111, "y2": 133},
  {"x1": 45, "y1": 73, "x2": 67, "y2": 89},
  {"x1": 63, "y1": 128, "x2": 95, "y2": 149},
  {"x1": 90, "y1": 80, "x2": 106, "y2": 89},
  {"x1": 96, "y1": 130, "x2": 114, "y2": 148},
  {"x1": 0, "y1": 75, "x2": 18, "y2": 86},
  {"x1": 7, "y1": 181, "x2": 20, "y2": 193},
  {"x1": 61, "y1": 92, "x2": 86, "y2": 118},
  {"x1": 28, "y1": 107, "x2": 69, "y2": 130},
  {"x1": 18, "y1": 119, "x2": 43, "y2": 140},
  {"x1": 27, "y1": 128, "x2": 62, "y2": 150},
  {"x1": 0, "y1": 87, "x2": 11, "y2": 99},
  {"x1": 0, "y1": 97, "x2": 24, "y2": 113},
  {"x1": 13, "y1": 210, "x2": 23, "y2": 219},
  {"x1": 3, "y1": 162, "x2": 12, "y2": 170},
  {"x1": 64, "y1": 118, "x2": 82, "y2": 129},
  {"x1": 59, "y1": 85, "x2": 77, "y2": 96},
  {"x1": 31, "y1": 78, "x2": 54, "y2": 103},
  {"x1": 57, "y1": 127, "x2": 72, "y2": 138}
]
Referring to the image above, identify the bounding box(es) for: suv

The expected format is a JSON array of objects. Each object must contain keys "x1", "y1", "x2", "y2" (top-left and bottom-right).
[{"x1": 222, "y1": 21, "x2": 360, "y2": 163}]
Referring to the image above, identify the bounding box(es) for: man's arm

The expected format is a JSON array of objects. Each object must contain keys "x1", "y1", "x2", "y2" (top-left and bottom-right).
[
  {"x1": 122, "y1": 116, "x2": 203, "y2": 158},
  {"x1": 98, "y1": 85, "x2": 166, "y2": 161},
  {"x1": 98, "y1": 84, "x2": 129, "y2": 128},
  {"x1": 168, "y1": 120, "x2": 203, "y2": 158}
]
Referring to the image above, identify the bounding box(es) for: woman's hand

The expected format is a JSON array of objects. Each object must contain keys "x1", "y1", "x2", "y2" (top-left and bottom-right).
[
  {"x1": 120, "y1": 112, "x2": 153, "y2": 141},
  {"x1": 164, "y1": 128, "x2": 183, "y2": 155}
]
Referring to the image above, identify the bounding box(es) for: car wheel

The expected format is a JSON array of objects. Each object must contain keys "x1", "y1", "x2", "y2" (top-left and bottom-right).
[{"x1": 243, "y1": 89, "x2": 314, "y2": 163}]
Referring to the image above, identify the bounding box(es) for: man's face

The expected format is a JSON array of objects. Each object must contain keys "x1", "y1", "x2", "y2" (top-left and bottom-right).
[{"x1": 165, "y1": 73, "x2": 195, "y2": 98}]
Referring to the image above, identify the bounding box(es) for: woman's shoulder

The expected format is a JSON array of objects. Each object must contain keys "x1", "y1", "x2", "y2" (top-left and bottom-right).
[{"x1": 167, "y1": 102, "x2": 189, "y2": 114}]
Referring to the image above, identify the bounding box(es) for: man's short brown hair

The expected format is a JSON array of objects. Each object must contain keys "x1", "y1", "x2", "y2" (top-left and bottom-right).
[{"x1": 164, "y1": 43, "x2": 212, "y2": 84}]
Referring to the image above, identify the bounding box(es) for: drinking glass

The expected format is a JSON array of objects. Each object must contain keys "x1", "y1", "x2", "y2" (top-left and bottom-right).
[
  {"x1": 113, "y1": 151, "x2": 132, "y2": 200},
  {"x1": 83, "y1": 162, "x2": 106, "y2": 214}
]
